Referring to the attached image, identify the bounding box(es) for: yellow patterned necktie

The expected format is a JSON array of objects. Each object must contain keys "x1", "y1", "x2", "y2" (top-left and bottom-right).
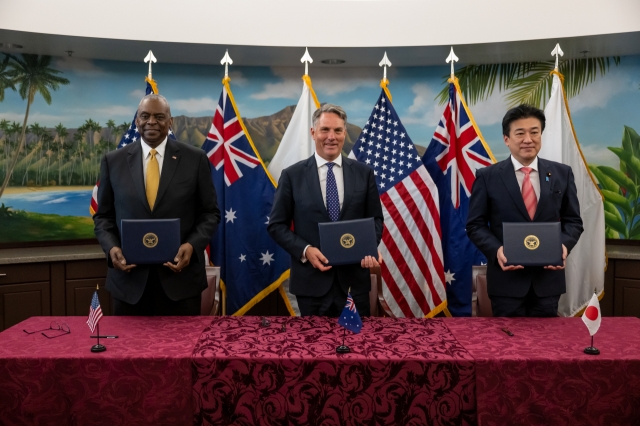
[{"x1": 146, "y1": 149, "x2": 160, "y2": 210}]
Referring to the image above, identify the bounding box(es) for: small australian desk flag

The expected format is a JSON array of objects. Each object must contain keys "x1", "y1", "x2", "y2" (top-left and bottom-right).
[{"x1": 338, "y1": 293, "x2": 363, "y2": 334}]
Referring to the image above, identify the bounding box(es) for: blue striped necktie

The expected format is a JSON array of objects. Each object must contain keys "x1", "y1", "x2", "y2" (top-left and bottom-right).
[{"x1": 326, "y1": 162, "x2": 340, "y2": 221}]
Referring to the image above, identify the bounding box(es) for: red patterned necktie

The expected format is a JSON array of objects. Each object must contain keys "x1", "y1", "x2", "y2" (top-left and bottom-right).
[{"x1": 521, "y1": 167, "x2": 537, "y2": 220}]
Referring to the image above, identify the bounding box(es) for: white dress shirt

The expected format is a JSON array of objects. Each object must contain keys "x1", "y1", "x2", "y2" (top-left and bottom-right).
[
  {"x1": 302, "y1": 153, "x2": 345, "y2": 262},
  {"x1": 511, "y1": 155, "x2": 540, "y2": 201},
  {"x1": 141, "y1": 137, "x2": 167, "y2": 187}
]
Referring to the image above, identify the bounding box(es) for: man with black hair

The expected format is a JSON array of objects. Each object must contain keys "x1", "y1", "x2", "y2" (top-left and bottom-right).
[{"x1": 466, "y1": 104, "x2": 583, "y2": 317}]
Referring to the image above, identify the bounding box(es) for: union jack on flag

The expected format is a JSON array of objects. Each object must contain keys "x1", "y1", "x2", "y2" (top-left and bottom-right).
[
  {"x1": 338, "y1": 292, "x2": 362, "y2": 333},
  {"x1": 87, "y1": 290, "x2": 103, "y2": 333},
  {"x1": 422, "y1": 79, "x2": 495, "y2": 316},
  {"x1": 90, "y1": 78, "x2": 175, "y2": 215},
  {"x1": 350, "y1": 88, "x2": 447, "y2": 318},
  {"x1": 203, "y1": 80, "x2": 289, "y2": 315}
]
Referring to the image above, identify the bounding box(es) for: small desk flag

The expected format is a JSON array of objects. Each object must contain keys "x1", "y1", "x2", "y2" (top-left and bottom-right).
[
  {"x1": 582, "y1": 293, "x2": 601, "y2": 336},
  {"x1": 87, "y1": 290, "x2": 103, "y2": 333},
  {"x1": 338, "y1": 293, "x2": 363, "y2": 334}
]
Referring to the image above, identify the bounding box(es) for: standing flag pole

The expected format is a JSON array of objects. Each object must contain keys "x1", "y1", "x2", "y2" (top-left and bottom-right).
[
  {"x1": 301, "y1": 47, "x2": 313, "y2": 76},
  {"x1": 446, "y1": 47, "x2": 459, "y2": 79}
]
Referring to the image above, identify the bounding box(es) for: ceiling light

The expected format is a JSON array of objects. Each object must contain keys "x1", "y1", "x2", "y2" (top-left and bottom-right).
[
  {"x1": 0, "y1": 43, "x2": 23, "y2": 49},
  {"x1": 321, "y1": 59, "x2": 345, "y2": 65}
]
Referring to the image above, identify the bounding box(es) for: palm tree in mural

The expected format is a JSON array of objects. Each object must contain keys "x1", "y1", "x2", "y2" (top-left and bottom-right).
[
  {"x1": 0, "y1": 55, "x2": 16, "y2": 102},
  {"x1": 22, "y1": 122, "x2": 43, "y2": 185},
  {"x1": 436, "y1": 56, "x2": 620, "y2": 108},
  {"x1": 106, "y1": 119, "x2": 116, "y2": 151},
  {"x1": 42, "y1": 132, "x2": 54, "y2": 184},
  {"x1": 73, "y1": 131, "x2": 86, "y2": 185},
  {"x1": 55, "y1": 123, "x2": 67, "y2": 186},
  {"x1": 0, "y1": 119, "x2": 9, "y2": 176},
  {"x1": 0, "y1": 54, "x2": 69, "y2": 199}
]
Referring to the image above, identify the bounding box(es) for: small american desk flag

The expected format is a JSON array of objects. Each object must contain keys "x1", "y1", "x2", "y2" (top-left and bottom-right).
[{"x1": 87, "y1": 290, "x2": 103, "y2": 333}]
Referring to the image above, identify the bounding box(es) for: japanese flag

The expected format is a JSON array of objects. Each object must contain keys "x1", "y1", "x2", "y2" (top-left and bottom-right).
[{"x1": 581, "y1": 293, "x2": 601, "y2": 336}]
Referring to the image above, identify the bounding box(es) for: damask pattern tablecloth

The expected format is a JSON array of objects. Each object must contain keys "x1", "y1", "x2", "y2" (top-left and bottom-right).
[
  {"x1": 0, "y1": 316, "x2": 212, "y2": 426},
  {"x1": 192, "y1": 316, "x2": 476, "y2": 426},
  {"x1": 444, "y1": 317, "x2": 640, "y2": 426}
]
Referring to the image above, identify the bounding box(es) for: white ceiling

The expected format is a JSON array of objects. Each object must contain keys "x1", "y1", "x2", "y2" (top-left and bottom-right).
[{"x1": 1, "y1": 29, "x2": 639, "y2": 67}]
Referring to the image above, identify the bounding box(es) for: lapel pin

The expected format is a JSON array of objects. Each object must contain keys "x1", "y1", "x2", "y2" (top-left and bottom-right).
[
  {"x1": 172, "y1": 156, "x2": 177, "y2": 160},
  {"x1": 546, "y1": 172, "x2": 551, "y2": 182}
]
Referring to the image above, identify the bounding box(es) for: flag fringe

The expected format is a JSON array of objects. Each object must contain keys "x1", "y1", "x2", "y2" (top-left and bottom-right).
[
  {"x1": 424, "y1": 300, "x2": 450, "y2": 318},
  {"x1": 302, "y1": 75, "x2": 321, "y2": 109},
  {"x1": 278, "y1": 284, "x2": 297, "y2": 316},
  {"x1": 449, "y1": 77, "x2": 497, "y2": 164},
  {"x1": 145, "y1": 76, "x2": 159, "y2": 95},
  {"x1": 231, "y1": 269, "x2": 291, "y2": 316},
  {"x1": 380, "y1": 79, "x2": 392, "y2": 102},
  {"x1": 550, "y1": 69, "x2": 608, "y2": 273}
]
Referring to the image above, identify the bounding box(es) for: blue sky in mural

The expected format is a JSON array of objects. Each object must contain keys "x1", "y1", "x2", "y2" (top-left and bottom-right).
[{"x1": 0, "y1": 54, "x2": 639, "y2": 167}]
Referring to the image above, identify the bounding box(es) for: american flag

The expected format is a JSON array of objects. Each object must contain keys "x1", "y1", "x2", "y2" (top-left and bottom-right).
[
  {"x1": 87, "y1": 290, "x2": 103, "y2": 333},
  {"x1": 338, "y1": 292, "x2": 362, "y2": 333},
  {"x1": 90, "y1": 78, "x2": 175, "y2": 215},
  {"x1": 203, "y1": 80, "x2": 289, "y2": 315},
  {"x1": 350, "y1": 89, "x2": 447, "y2": 318},
  {"x1": 422, "y1": 80, "x2": 494, "y2": 316}
]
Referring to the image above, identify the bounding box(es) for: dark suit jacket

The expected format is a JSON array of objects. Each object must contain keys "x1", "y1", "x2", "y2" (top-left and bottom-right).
[
  {"x1": 93, "y1": 139, "x2": 220, "y2": 304},
  {"x1": 466, "y1": 157, "x2": 583, "y2": 298},
  {"x1": 267, "y1": 155, "x2": 384, "y2": 298}
]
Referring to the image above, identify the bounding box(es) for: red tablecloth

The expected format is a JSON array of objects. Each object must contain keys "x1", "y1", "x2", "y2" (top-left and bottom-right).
[
  {"x1": 0, "y1": 316, "x2": 212, "y2": 426},
  {"x1": 444, "y1": 317, "x2": 640, "y2": 426},
  {"x1": 192, "y1": 316, "x2": 476, "y2": 426}
]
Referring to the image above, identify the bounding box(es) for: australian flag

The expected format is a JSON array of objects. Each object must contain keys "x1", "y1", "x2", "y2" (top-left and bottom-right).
[
  {"x1": 203, "y1": 81, "x2": 289, "y2": 315},
  {"x1": 421, "y1": 80, "x2": 494, "y2": 316},
  {"x1": 338, "y1": 293, "x2": 362, "y2": 333},
  {"x1": 90, "y1": 78, "x2": 175, "y2": 215}
]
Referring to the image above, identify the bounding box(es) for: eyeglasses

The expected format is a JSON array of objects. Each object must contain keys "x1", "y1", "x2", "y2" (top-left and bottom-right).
[{"x1": 23, "y1": 321, "x2": 71, "y2": 339}]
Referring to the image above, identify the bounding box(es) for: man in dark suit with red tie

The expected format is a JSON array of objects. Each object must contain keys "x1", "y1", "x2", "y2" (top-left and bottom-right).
[
  {"x1": 466, "y1": 104, "x2": 583, "y2": 317},
  {"x1": 93, "y1": 94, "x2": 220, "y2": 315},
  {"x1": 268, "y1": 104, "x2": 384, "y2": 317}
]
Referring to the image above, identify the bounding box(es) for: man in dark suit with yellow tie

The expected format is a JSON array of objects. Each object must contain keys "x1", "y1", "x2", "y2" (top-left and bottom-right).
[
  {"x1": 93, "y1": 94, "x2": 220, "y2": 315},
  {"x1": 466, "y1": 104, "x2": 583, "y2": 317},
  {"x1": 268, "y1": 104, "x2": 384, "y2": 317}
]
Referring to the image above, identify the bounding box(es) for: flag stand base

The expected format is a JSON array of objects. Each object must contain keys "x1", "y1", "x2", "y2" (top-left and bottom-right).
[
  {"x1": 336, "y1": 345, "x2": 350, "y2": 354},
  {"x1": 91, "y1": 344, "x2": 106, "y2": 353},
  {"x1": 584, "y1": 346, "x2": 600, "y2": 355}
]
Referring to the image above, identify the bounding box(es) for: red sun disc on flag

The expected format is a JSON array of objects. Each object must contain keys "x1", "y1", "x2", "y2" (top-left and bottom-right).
[{"x1": 585, "y1": 306, "x2": 599, "y2": 321}]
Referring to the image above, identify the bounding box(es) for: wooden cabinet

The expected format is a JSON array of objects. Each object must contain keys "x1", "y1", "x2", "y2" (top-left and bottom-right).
[
  {"x1": 613, "y1": 260, "x2": 640, "y2": 317},
  {"x1": 0, "y1": 259, "x2": 109, "y2": 331},
  {"x1": 0, "y1": 263, "x2": 51, "y2": 331}
]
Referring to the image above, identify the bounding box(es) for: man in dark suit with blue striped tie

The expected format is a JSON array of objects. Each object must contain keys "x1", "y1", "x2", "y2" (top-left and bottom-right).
[{"x1": 268, "y1": 104, "x2": 384, "y2": 316}]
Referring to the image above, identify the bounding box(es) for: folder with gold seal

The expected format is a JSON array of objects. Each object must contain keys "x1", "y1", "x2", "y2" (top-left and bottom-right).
[
  {"x1": 120, "y1": 219, "x2": 180, "y2": 264},
  {"x1": 318, "y1": 218, "x2": 378, "y2": 266},
  {"x1": 503, "y1": 222, "x2": 563, "y2": 266}
]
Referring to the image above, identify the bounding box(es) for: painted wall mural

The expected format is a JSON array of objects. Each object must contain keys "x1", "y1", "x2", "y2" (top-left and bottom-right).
[{"x1": 0, "y1": 52, "x2": 638, "y2": 244}]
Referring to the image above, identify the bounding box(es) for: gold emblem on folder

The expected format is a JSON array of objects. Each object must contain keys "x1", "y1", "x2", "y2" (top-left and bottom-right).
[
  {"x1": 340, "y1": 233, "x2": 355, "y2": 249},
  {"x1": 524, "y1": 235, "x2": 540, "y2": 250},
  {"x1": 143, "y1": 233, "x2": 159, "y2": 248}
]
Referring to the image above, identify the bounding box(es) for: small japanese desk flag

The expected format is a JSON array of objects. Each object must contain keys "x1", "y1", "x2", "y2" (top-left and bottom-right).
[{"x1": 582, "y1": 293, "x2": 601, "y2": 336}]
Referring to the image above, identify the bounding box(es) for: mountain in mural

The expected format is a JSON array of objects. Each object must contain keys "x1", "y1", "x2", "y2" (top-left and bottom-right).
[{"x1": 171, "y1": 105, "x2": 425, "y2": 164}]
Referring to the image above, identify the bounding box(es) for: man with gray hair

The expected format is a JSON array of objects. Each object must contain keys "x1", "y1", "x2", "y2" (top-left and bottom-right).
[
  {"x1": 268, "y1": 104, "x2": 384, "y2": 316},
  {"x1": 94, "y1": 94, "x2": 220, "y2": 316}
]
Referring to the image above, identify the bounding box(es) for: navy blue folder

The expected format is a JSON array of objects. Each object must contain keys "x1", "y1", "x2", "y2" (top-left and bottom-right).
[
  {"x1": 120, "y1": 219, "x2": 180, "y2": 264},
  {"x1": 319, "y1": 218, "x2": 378, "y2": 266},
  {"x1": 503, "y1": 222, "x2": 562, "y2": 267}
]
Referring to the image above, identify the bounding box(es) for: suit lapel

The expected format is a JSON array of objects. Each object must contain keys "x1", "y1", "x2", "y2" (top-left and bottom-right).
[
  {"x1": 340, "y1": 156, "x2": 353, "y2": 220},
  {"x1": 534, "y1": 158, "x2": 551, "y2": 221},
  {"x1": 499, "y1": 158, "x2": 531, "y2": 220},
  {"x1": 154, "y1": 139, "x2": 180, "y2": 208},
  {"x1": 305, "y1": 156, "x2": 331, "y2": 221},
  {"x1": 126, "y1": 141, "x2": 151, "y2": 214}
]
